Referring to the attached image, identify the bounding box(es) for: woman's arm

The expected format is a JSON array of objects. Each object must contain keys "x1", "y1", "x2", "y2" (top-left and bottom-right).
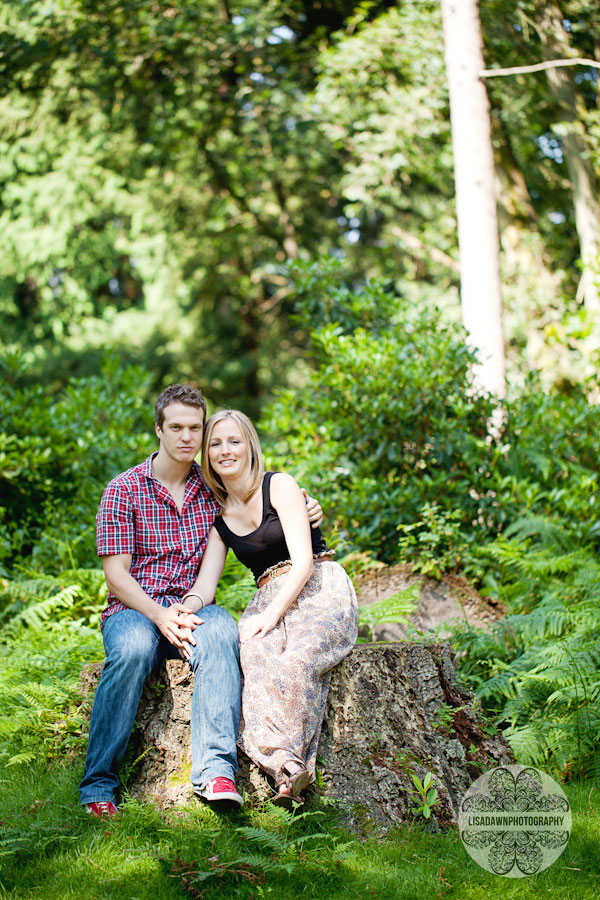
[
  {"x1": 239, "y1": 472, "x2": 314, "y2": 642},
  {"x1": 181, "y1": 526, "x2": 229, "y2": 613}
]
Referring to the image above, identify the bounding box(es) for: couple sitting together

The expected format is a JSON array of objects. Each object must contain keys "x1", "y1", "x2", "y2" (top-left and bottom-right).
[{"x1": 79, "y1": 383, "x2": 358, "y2": 815}]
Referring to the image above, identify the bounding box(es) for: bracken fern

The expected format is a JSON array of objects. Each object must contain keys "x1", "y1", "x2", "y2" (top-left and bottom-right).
[
  {"x1": 456, "y1": 515, "x2": 600, "y2": 780},
  {"x1": 0, "y1": 570, "x2": 104, "y2": 766}
]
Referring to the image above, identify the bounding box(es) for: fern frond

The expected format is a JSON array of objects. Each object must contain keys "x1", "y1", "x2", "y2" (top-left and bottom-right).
[
  {"x1": 504, "y1": 515, "x2": 569, "y2": 548},
  {"x1": 359, "y1": 584, "x2": 419, "y2": 636},
  {"x1": 214, "y1": 554, "x2": 256, "y2": 620},
  {"x1": 235, "y1": 826, "x2": 287, "y2": 854},
  {"x1": 6, "y1": 750, "x2": 36, "y2": 766},
  {"x1": 1, "y1": 585, "x2": 82, "y2": 640},
  {"x1": 504, "y1": 723, "x2": 549, "y2": 766},
  {"x1": 227, "y1": 853, "x2": 294, "y2": 875}
]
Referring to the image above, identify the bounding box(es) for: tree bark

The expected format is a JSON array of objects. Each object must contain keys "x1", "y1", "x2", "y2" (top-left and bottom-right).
[
  {"x1": 79, "y1": 643, "x2": 513, "y2": 831},
  {"x1": 537, "y1": 1, "x2": 600, "y2": 312},
  {"x1": 441, "y1": 0, "x2": 506, "y2": 399}
]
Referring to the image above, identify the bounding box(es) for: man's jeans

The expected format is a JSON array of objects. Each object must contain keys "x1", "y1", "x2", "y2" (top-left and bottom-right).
[{"x1": 79, "y1": 603, "x2": 241, "y2": 805}]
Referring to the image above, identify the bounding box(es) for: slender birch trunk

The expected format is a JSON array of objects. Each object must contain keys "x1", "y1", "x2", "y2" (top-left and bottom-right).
[{"x1": 441, "y1": 0, "x2": 506, "y2": 399}]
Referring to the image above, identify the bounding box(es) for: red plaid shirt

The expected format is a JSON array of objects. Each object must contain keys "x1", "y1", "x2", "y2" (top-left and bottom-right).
[{"x1": 96, "y1": 453, "x2": 220, "y2": 625}]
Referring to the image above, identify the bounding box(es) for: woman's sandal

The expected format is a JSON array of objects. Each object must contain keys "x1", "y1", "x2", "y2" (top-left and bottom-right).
[{"x1": 272, "y1": 761, "x2": 310, "y2": 808}]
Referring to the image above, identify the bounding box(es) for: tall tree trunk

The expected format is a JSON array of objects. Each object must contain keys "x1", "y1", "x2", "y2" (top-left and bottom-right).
[
  {"x1": 441, "y1": 0, "x2": 506, "y2": 399},
  {"x1": 537, "y1": 1, "x2": 600, "y2": 312}
]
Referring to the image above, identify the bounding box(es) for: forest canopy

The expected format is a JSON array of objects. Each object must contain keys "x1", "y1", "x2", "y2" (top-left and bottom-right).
[{"x1": 1, "y1": 0, "x2": 599, "y2": 405}]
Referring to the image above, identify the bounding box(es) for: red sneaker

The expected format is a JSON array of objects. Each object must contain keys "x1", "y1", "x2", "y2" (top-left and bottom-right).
[
  {"x1": 85, "y1": 801, "x2": 118, "y2": 818},
  {"x1": 196, "y1": 777, "x2": 243, "y2": 810}
]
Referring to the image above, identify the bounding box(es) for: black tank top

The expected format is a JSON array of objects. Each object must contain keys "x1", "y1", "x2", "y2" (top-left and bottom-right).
[{"x1": 213, "y1": 472, "x2": 329, "y2": 581}]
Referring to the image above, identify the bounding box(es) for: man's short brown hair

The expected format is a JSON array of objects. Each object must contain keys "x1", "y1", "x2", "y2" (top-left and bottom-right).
[{"x1": 154, "y1": 384, "x2": 207, "y2": 429}]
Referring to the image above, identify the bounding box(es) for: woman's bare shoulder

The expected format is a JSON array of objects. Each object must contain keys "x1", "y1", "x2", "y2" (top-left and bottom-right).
[{"x1": 269, "y1": 471, "x2": 302, "y2": 503}]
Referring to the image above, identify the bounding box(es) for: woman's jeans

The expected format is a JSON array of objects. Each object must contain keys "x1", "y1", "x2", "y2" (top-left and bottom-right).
[{"x1": 79, "y1": 604, "x2": 241, "y2": 805}]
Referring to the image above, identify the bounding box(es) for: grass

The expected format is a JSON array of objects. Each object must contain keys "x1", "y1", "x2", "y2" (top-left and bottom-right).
[{"x1": 0, "y1": 764, "x2": 599, "y2": 900}]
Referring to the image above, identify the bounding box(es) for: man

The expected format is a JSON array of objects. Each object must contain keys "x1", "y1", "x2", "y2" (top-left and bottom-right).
[{"x1": 79, "y1": 383, "x2": 322, "y2": 817}]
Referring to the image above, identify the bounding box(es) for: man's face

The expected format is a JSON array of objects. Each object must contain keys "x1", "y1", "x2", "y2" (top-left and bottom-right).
[{"x1": 155, "y1": 402, "x2": 204, "y2": 464}]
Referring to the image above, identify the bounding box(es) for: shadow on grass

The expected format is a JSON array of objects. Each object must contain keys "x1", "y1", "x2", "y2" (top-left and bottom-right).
[{"x1": 1, "y1": 764, "x2": 599, "y2": 900}]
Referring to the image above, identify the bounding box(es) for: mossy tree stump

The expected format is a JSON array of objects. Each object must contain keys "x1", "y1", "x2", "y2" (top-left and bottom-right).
[{"x1": 80, "y1": 642, "x2": 512, "y2": 830}]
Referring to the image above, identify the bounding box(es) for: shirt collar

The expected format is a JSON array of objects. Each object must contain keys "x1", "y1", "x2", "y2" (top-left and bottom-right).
[
  {"x1": 142, "y1": 452, "x2": 212, "y2": 497},
  {"x1": 143, "y1": 451, "x2": 202, "y2": 480}
]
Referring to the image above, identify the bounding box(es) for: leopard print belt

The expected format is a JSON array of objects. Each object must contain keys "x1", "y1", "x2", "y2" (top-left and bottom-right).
[{"x1": 255, "y1": 550, "x2": 335, "y2": 589}]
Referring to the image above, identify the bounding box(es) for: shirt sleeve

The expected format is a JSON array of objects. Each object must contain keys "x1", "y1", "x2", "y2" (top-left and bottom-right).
[{"x1": 96, "y1": 479, "x2": 135, "y2": 556}]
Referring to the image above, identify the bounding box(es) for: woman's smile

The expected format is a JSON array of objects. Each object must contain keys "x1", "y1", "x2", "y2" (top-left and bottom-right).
[{"x1": 208, "y1": 419, "x2": 249, "y2": 475}]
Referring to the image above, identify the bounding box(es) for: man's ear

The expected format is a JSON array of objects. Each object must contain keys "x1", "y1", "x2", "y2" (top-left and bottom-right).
[{"x1": 155, "y1": 423, "x2": 162, "y2": 441}]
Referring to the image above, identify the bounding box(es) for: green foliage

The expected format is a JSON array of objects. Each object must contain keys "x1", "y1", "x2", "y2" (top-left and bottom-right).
[
  {"x1": 456, "y1": 517, "x2": 600, "y2": 780},
  {"x1": 2, "y1": 0, "x2": 600, "y2": 401},
  {"x1": 0, "y1": 569, "x2": 104, "y2": 767},
  {"x1": 0, "y1": 567, "x2": 106, "y2": 632},
  {"x1": 408, "y1": 772, "x2": 440, "y2": 820},
  {"x1": 213, "y1": 553, "x2": 257, "y2": 622},
  {"x1": 173, "y1": 808, "x2": 354, "y2": 893},
  {"x1": 0, "y1": 351, "x2": 154, "y2": 571},
  {"x1": 0, "y1": 0, "x2": 354, "y2": 405},
  {"x1": 263, "y1": 259, "x2": 497, "y2": 564},
  {"x1": 0, "y1": 631, "x2": 97, "y2": 768},
  {"x1": 314, "y1": 1, "x2": 456, "y2": 290},
  {"x1": 262, "y1": 261, "x2": 600, "y2": 780},
  {"x1": 397, "y1": 503, "x2": 468, "y2": 578},
  {"x1": 491, "y1": 377, "x2": 600, "y2": 533},
  {"x1": 447, "y1": 382, "x2": 600, "y2": 780},
  {"x1": 4, "y1": 763, "x2": 600, "y2": 899},
  {"x1": 357, "y1": 584, "x2": 419, "y2": 642},
  {"x1": 431, "y1": 702, "x2": 466, "y2": 735}
]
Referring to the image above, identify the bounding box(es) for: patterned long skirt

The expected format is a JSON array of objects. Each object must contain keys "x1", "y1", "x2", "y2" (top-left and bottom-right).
[{"x1": 237, "y1": 560, "x2": 358, "y2": 785}]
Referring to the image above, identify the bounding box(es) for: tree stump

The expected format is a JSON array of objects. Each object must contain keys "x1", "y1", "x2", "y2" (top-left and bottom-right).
[
  {"x1": 353, "y1": 563, "x2": 504, "y2": 641},
  {"x1": 80, "y1": 642, "x2": 512, "y2": 830}
]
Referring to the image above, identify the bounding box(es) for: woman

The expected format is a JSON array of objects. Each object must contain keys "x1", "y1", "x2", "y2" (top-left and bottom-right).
[{"x1": 182, "y1": 409, "x2": 358, "y2": 805}]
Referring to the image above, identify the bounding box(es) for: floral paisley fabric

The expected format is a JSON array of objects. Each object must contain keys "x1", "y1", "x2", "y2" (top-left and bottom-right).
[{"x1": 238, "y1": 559, "x2": 358, "y2": 784}]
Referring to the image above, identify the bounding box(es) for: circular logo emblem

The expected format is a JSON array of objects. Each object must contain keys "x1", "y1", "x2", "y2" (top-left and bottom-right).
[{"x1": 458, "y1": 765, "x2": 571, "y2": 877}]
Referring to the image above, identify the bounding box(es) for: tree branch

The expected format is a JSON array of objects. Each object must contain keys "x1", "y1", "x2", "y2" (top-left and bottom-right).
[{"x1": 480, "y1": 57, "x2": 600, "y2": 78}]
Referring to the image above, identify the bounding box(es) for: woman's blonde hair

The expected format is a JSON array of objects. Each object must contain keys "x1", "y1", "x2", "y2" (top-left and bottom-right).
[{"x1": 202, "y1": 409, "x2": 265, "y2": 506}]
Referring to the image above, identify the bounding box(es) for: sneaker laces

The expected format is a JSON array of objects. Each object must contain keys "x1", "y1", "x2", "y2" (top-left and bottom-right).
[
  {"x1": 97, "y1": 802, "x2": 113, "y2": 813},
  {"x1": 208, "y1": 777, "x2": 236, "y2": 792}
]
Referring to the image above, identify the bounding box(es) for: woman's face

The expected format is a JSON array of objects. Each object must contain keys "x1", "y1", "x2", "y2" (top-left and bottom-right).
[{"x1": 207, "y1": 417, "x2": 248, "y2": 479}]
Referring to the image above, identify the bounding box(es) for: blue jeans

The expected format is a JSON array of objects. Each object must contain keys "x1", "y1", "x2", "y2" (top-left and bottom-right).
[{"x1": 79, "y1": 603, "x2": 241, "y2": 805}]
